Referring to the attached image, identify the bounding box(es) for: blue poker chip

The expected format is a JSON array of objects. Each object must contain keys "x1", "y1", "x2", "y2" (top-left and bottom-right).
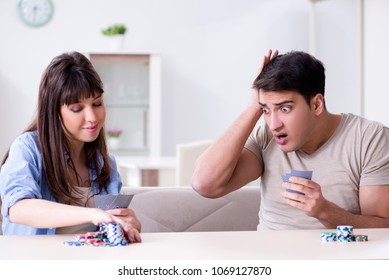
[
  {"x1": 336, "y1": 225, "x2": 354, "y2": 241},
  {"x1": 64, "y1": 222, "x2": 129, "y2": 247},
  {"x1": 64, "y1": 241, "x2": 84, "y2": 246},
  {"x1": 337, "y1": 225, "x2": 353, "y2": 234},
  {"x1": 321, "y1": 232, "x2": 337, "y2": 242},
  {"x1": 337, "y1": 236, "x2": 353, "y2": 242}
]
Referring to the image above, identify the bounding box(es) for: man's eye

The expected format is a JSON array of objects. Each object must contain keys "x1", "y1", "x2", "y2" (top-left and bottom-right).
[
  {"x1": 261, "y1": 107, "x2": 269, "y2": 113},
  {"x1": 281, "y1": 106, "x2": 291, "y2": 113}
]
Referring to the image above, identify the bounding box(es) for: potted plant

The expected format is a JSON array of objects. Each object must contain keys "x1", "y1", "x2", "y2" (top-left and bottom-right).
[
  {"x1": 101, "y1": 24, "x2": 127, "y2": 50},
  {"x1": 107, "y1": 128, "x2": 123, "y2": 150},
  {"x1": 107, "y1": 128, "x2": 123, "y2": 138},
  {"x1": 101, "y1": 24, "x2": 127, "y2": 36}
]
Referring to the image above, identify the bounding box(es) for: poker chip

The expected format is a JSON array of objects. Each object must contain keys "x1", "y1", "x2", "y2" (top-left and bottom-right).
[
  {"x1": 64, "y1": 241, "x2": 84, "y2": 246},
  {"x1": 337, "y1": 225, "x2": 353, "y2": 236},
  {"x1": 63, "y1": 222, "x2": 129, "y2": 247},
  {"x1": 337, "y1": 236, "x2": 353, "y2": 242},
  {"x1": 320, "y1": 232, "x2": 337, "y2": 242},
  {"x1": 320, "y1": 225, "x2": 368, "y2": 243},
  {"x1": 354, "y1": 234, "x2": 368, "y2": 242},
  {"x1": 336, "y1": 225, "x2": 354, "y2": 242}
]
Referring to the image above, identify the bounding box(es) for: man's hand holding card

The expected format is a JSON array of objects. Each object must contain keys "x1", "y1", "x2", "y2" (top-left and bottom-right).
[{"x1": 282, "y1": 170, "x2": 313, "y2": 202}]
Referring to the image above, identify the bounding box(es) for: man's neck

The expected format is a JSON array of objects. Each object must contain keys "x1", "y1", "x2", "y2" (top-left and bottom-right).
[{"x1": 301, "y1": 112, "x2": 343, "y2": 155}]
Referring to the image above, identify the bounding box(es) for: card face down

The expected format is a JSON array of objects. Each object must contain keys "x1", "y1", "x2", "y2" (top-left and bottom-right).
[
  {"x1": 94, "y1": 194, "x2": 134, "y2": 210},
  {"x1": 283, "y1": 170, "x2": 313, "y2": 195},
  {"x1": 290, "y1": 170, "x2": 312, "y2": 180}
]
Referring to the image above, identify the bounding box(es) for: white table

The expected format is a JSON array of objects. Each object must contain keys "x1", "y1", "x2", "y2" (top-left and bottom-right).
[
  {"x1": 115, "y1": 156, "x2": 176, "y2": 186},
  {"x1": 0, "y1": 228, "x2": 388, "y2": 260}
]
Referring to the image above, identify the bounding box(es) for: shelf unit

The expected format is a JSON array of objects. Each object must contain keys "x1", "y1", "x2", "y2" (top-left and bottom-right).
[{"x1": 88, "y1": 52, "x2": 161, "y2": 156}]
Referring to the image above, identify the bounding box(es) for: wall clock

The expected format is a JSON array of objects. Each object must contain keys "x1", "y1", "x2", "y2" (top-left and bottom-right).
[{"x1": 18, "y1": 0, "x2": 54, "y2": 27}]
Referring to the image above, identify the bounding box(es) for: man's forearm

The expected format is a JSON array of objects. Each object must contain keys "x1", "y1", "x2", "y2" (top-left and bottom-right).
[{"x1": 318, "y1": 201, "x2": 389, "y2": 229}]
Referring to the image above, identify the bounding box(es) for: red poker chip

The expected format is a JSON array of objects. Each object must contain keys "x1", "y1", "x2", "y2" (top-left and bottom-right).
[{"x1": 354, "y1": 234, "x2": 368, "y2": 242}]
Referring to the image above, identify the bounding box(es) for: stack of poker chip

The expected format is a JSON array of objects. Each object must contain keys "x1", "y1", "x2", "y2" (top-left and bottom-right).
[
  {"x1": 354, "y1": 234, "x2": 368, "y2": 242},
  {"x1": 320, "y1": 231, "x2": 337, "y2": 242},
  {"x1": 336, "y1": 225, "x2": 354, "y2": 242},
  {"x1": 64, "y1": 222, "x2": 129, "y2": 247},
  {"x1": 99, "y1": 222, "x2": 129, "y2": 246},
  {"x1": 320, "y1": 225, "x2": 368, "y2": 242}
]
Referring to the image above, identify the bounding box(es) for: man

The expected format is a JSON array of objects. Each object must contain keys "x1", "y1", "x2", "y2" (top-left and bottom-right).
[{"x1": 192, "y1": 50, "x2": 389, "y2": 230}]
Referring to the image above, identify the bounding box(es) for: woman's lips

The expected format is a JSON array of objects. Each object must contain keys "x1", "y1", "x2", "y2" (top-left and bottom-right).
[{"x1": 84, "y1": 124, "x2": 98, "y2": 133}]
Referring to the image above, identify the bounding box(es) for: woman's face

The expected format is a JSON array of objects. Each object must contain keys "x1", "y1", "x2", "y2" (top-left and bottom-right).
[{"x1": 60, "y1": 94, "x2": 106, "y2": 146}]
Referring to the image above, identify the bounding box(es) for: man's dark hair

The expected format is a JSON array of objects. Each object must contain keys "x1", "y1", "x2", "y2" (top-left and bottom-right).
[{"x1": 253, "y1": 51, "x2": 326, "y2": 105}]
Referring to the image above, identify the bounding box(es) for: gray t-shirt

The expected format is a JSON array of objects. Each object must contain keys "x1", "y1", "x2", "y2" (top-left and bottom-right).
[{"x1": 245, "y1": 113, "x2": 389, "y2": 230}]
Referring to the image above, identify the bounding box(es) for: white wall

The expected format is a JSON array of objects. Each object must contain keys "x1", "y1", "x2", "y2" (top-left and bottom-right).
[
  {"x1": 310, "y1": 0, "x2": 389, "y2": 127},
  {"x1": 0, "y1": 0, "x2": 310, "y2": 157},
  {"x1": 310, "y1": 0, "x2": 362, "y2": 116},
  {"x1": 363, "y1": 0, "x2": 389, "y2": 126}
]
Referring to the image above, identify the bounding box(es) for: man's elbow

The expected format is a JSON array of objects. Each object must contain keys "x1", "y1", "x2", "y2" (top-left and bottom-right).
[{"x1": 191, "y1": 176, "x2": 223, "y2": 199}]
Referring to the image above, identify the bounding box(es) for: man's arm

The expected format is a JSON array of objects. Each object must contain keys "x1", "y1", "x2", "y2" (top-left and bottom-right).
[
  {"x1": 319, "y1": 185, "x2": 389, "y2": 228},
  {"x1": 191, "y1": 104, "x2": 263, "y2": 198},
  {"x1": 358, "y1": 185, "x2": 389, "y2": 226},
  {"x1": 192, "y1": 49, "x2": 278, "y2": 198}
]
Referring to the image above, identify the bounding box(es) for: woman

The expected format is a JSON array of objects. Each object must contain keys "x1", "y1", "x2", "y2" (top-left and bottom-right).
[{"x1": 0, "y1": 52, "x2": 141, "y2": 242}]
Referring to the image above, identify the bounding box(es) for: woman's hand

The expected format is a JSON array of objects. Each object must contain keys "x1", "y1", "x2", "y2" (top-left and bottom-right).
[
  {"x1": 106, "y1": 208, "x2": 142, "y2": 243},
  {"x1": 90, "y1": 207, "x2": 142, "y2": 243}
]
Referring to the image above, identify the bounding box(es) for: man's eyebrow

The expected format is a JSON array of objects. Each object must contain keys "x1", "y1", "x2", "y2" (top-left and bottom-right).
[{"x1": 259, "y1": 100, "x2": 294, "y2": 107}]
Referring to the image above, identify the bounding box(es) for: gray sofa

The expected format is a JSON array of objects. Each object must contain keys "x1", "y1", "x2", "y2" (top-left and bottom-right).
[
  {"x1": 0, "y1": 186, "x2": 260, "y2": 235},
  {"x1": 122, "y1": 186, "x2": 260, "y2": 232}
]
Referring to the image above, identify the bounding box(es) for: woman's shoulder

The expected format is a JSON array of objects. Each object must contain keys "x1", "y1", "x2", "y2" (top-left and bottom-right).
[
  {"x1": 11, "y1": 130, "x2": 39, "y2": 151},
  {"x1": 16, "y1": 130, "x2": 38, "y2": 141},
  {"x1": 4, "y1": 130, "x2": 41, "y2": 168}
]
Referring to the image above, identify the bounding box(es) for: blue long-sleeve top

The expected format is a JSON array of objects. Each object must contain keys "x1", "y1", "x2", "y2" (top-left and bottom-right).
[{"x1": 0, "y1": 130, "x2": 122, "y2": 235}]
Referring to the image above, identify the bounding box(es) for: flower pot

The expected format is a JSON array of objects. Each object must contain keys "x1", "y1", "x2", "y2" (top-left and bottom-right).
[
  {"x1": 108, "y1": 137, "x2": 120, "y2": 151},
  {"x1": 108, "y1": 35, "x2": 125, "y2": 51}
]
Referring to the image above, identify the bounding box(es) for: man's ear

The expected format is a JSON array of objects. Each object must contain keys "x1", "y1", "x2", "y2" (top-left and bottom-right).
[{"x1": 311, "y1": 93, "x2": 324, "y2": 114}]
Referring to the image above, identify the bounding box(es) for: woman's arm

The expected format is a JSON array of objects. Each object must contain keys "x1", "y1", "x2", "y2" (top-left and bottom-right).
[
  {"x1": 9, "y1": 198, "x2": 142, "y2": 242},
  {"x1": 9, "y1": 198, "x2": 114, "y2": 228}
]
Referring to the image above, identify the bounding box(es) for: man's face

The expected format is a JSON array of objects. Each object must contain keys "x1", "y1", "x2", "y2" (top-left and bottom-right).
[{"x1": 259, "y1": 90, "x2": 317, "y2": 153}]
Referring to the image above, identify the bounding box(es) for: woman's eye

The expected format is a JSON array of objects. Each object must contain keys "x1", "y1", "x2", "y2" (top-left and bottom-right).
[
  {"x1": 93, "y1": 97, "x2": 104, "y2": 107},
  {"x1": 69, "y1": 106, "x2": 82, "y2": 112}
]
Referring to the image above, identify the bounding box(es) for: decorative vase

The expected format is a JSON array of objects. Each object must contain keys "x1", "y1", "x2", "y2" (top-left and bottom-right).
[
  {"x1": 108, "y1": 35, "x2": 125, "y2": 51},
  {"x1": 108, "y1": 137, "x2": 120, "y2": 151}
]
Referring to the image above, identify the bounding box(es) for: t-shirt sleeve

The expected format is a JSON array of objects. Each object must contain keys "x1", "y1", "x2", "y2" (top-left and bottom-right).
[
  {"x1": 360, "y1": 126, "x2": 389, "y2": 186},
  {"x1": 244, "y1": 124, "x2": 267, "y2": 164}
]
